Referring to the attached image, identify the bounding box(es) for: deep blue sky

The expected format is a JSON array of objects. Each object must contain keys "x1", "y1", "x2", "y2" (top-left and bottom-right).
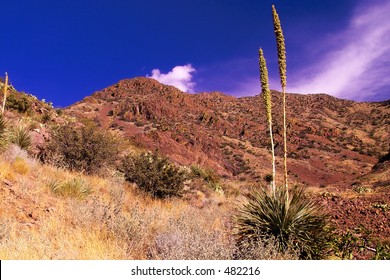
[{"x1": 2, "y1": 0, "x2": 389, "y2": 107}]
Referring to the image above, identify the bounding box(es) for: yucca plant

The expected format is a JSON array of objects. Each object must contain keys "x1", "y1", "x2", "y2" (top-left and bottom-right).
[
  {"x1": 259, "y1": 48, "x2": 276, "y2": 192},
  {"x1": 1, "y1": 72, "x2": 8, "y2": 115},
  {"x1": 0, "y1": 114, "x2": 7, "y2": 149},
  {"x1": 236, "y1": 4, "x2": 331, "y2": 260},
  {"x1": 272, "y1": 5, "x2": 289, "y2": 192},
  {"x1": 49, "y1": 178, "x2": 92, "y2": 199},
  {"x1": 9, "y1": 124, "x2": 31, "y2": 151},
  {"x1": 235, "y1": 186, "x2": 330, "y2": 259}
]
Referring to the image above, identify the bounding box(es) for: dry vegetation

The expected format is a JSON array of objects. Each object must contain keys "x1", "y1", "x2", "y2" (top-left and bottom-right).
[{"x1": 0, "y1": 144, "x2": 294, "y2": 259}]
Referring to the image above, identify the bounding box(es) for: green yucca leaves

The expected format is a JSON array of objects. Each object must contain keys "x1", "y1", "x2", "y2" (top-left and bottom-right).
[
  {"x1": 235, "y1": 186, "x2": 330, "y2": 259},
  {"x1": 49, "y1": 178, "x2": 92, "y2": 199},
  {"x1": 10, "y1": 124, "x2": 31, "y2": 151}
]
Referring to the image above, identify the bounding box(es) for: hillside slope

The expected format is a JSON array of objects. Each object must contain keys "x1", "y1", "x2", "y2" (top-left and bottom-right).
[{"x1": 66, "y1": 77, "x2": 389, "y2": 189}]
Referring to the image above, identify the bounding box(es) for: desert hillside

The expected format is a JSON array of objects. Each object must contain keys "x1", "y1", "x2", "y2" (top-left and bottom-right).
[
  {"x1": 67, "y1": 77, "x2": 389, "y2": 188},
  {"x1": 0, "y1": 78, "x2": 389, "y2": 260}
]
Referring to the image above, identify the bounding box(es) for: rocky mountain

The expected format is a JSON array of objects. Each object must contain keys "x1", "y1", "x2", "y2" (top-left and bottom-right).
[{"x1": 66, "y1": 77, "x2": 390, "y2": 189}]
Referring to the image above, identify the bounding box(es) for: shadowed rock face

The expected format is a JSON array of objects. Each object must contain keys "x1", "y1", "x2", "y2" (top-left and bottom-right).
[{"x1": 66, "y1": 77, "x2": 390, "y2": 188}]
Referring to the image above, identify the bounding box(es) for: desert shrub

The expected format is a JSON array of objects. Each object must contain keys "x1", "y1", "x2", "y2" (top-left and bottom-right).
[
  {"x1": 9, "y1": 124, "x2": 31, "y2": 151},
  {"x1": 150, "y1": 208, "x2": 235, "y2": 260},
  {"x1": 352, "y1": 185, "x2": 373, "y2": 194},
  {"x1": 190, "y1": 164, "x2": 222, "y2": 193},
  {"x1": 121, "y1": 152, "x2": 187, "y2": 198},
  {"x1": 378, "y1": 150, "x2": 390, "y2": 163},
  {"x1": 45, "y1": 122, "x2": 120, "y2": 174},
  {"x1": 6, "y1": 94, "x2": 30, "y2": 113},
  {"x1": 234, "y1": 236, "x2": 298, "y2": 260},
  {"x1": 234, "y1": 186, "x2": 330, "y2": 259},
  {"x1": 264, "y1": 173, "x2": 273, "y2": 183},
  {"x1": 329, "y1": 226, "x2": 390, "y2": 260},
  {"x1": 48, "y1": 177, "x2": 92, "y2": 199}
]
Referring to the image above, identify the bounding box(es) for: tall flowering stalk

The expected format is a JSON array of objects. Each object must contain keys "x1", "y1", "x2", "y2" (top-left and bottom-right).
[
  {"x1": 259, "y1": 48, "x2": 275, "y2": 193},
  {"x1": 272, "y1": 5, "x2": 288, "y2": 193},
  {"x1": 2, "y1": 72, "x2": 8, "y2": 115}
]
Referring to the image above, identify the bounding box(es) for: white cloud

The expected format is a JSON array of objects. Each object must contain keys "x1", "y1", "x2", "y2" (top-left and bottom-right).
[
  {"x1": 289, "y1": 0, "x2": 390, "y2": 100},
  {"x1": 147, "y1": 64, "x2": 196, "y2": 92}
]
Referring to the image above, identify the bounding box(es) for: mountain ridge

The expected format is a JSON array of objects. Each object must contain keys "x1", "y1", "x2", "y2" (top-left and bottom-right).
[{"x1": 65, "y1": 77, "x2": 389, "y2": 188}]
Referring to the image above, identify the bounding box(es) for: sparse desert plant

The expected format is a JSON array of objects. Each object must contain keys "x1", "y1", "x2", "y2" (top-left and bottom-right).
[
  {"x1": 259, "y1": 48, "x2": 276, "y2": 192},
  {"x1": 234, "y1": 186, "x2": 330, "y2": 259},
  {"x1": 12, "y1": 157, "x2": 30, "y2": 175},
  {"x1": 190, "y1": 164, "x2": 222, "y2": 193},
  {"x1": 329, "y1": 226, "x2": 390, "y2": 260},
  {"x1": 45, "y1": 121, "x2": 120, "y2": 174},
  {"x1": 272, "y1": 5, "x2": 289, "y2": 191},
  {"x1": 149, "y1": 207, "x2": 236, "y2": 260},
  {"x1": 121, "y1": 151, "x2": 187, "y2": 198},
  {"x1": 239, "y1": 4, "x2": 332, "y2": 259},
  {"x1": 352, "y1": 185, "x2": 373, "y2": 194},
  {"x1": 5, "y1": 94, "x2": 30, "y2": 114},
  {"x1": 1, "y1": 72, "x2": 8, "y2": 115},
  {"x1": 0, "y1": 161, "x2": 16, "y2": 181},
  {"x1": 9, "y1": 124, "x2": 31, "y2": 151},
  {"x1": 264, "y1": 173, "x2": 273, "y2": 183},
  {"x1": 372, "y1": 203, "x2": 390, "y2": 212},
  {"x1": 48, "y1": 177, "x2": 92, "y2": 199},
  {"x1": 234, "y1": 236, "x2": 298, "y2": 260},
  {"x1": 0, "y1": 114, "x2": 7, "y2": 149}
]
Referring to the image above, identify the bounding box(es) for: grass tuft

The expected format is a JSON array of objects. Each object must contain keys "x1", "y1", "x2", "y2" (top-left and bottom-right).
[{"x1": 49, "y1": 177, "x2": 92, "y2": 199}]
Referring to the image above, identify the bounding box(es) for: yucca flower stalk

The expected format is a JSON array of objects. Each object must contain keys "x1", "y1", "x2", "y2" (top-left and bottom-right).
[
  {"x1": 259, "y1": 48, "x2": 276, "y2": 193},
  {"x1": 272, "y1": 5, "x2": 289, "y2": 194},
  {"x1": 2, "y1": 72, "x2": 8, "y2": 115}
]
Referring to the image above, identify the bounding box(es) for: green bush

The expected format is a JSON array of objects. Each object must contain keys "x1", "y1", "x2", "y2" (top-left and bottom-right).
[
  {"x1": 190, "y1": 164, "x2": 222, "y2": 193},
  {"x1": 46, "y1": 122, "x2": 120, "y2": 174},
  {"x1": 234, "y1": 186, "x2": 330, "y2": 259},
  {"x1": 6, "y1": 94, "x2": 30, "y2": 113},
  {"x1": 121, "y1": 151, "x2": 187, "y2": 198}
]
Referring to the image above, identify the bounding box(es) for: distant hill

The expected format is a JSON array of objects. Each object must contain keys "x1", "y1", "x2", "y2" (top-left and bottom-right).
[{"x1": 65, "y1": 77, "x2": 390, "y2": 189}]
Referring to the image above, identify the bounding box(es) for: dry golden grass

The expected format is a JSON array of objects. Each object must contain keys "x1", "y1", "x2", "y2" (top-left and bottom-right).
[
  {"x1": 0, "y1": 152, "x2": 292, "y2": 260},
  {"x1": 12, "y1": 157, "x2": 30, "y2": 175},
  {"x1": 0, "y1": 161, "x2": 16, "y2": 181}
]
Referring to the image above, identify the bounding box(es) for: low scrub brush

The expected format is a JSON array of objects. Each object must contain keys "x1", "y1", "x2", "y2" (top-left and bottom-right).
[{"x1": 121, "y1": 151, "x2": 187, "y2": 199}]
